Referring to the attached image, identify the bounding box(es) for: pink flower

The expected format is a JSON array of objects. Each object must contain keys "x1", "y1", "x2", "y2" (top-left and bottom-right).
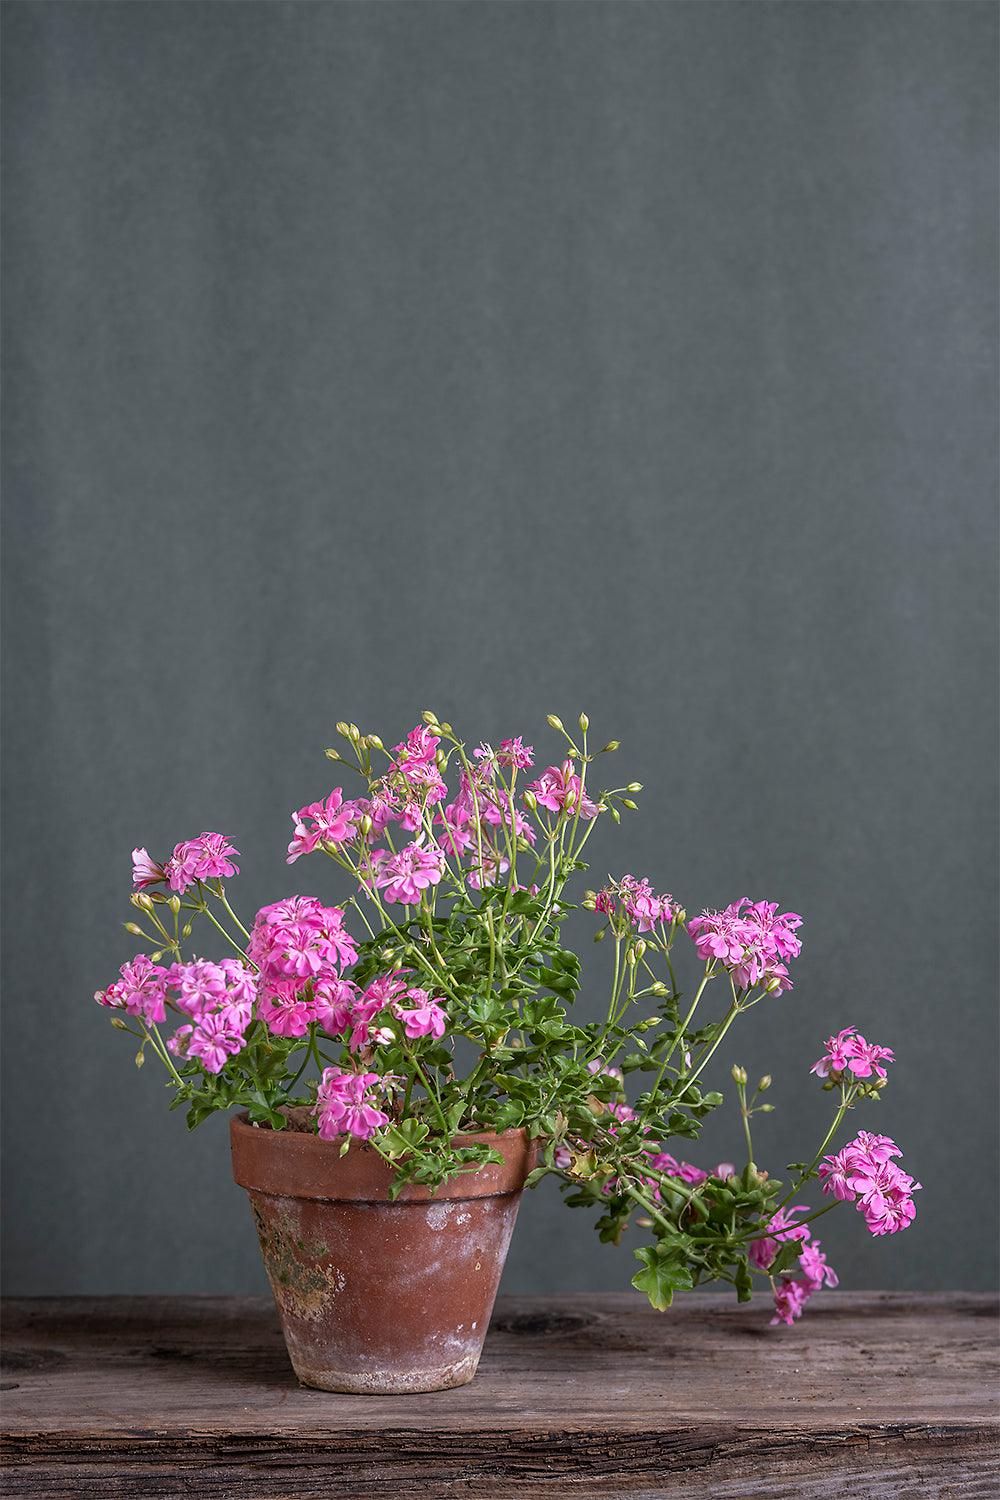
[
  {"x1": 394, "y1": 988, "x2": 447, "y2": 1040},
  {"x1": 798, "y1": 1239, "x2": 838, "y2": 1290},
  {"x1": 249, "y1": 897, "x2": 357, "y2": 984},
  {"x1": 598, "y1": 875, "x2": 675, "y2": 931},
  {"x1": 392, "y1": 725, "x2": 440, "y2": 766},
  {"x1": 498, "y1": 736, "x2": 534, "y2": 770},
  {"x1": 286, "y1": 789, "x2": 359, "y2": 863},
  {"x1": 255, "y1": 987, "x2": 314, "y2": 1038},
  {"x1": 95, "y1": 955, "x2": 167, "y2": 1024},
  {"x1": 131, "y1": 848, "x2": 165, "y2": 890},
  {"x1": 375, "y1": 843, "x2": 446, "y2": 904},
  {"x1": 314, "y1": 1068, "x2": 389, "y2": 1142},
  {"x1": 186, "y1": 1011, "x2": 246, "y2": 1073},
  {"x1": 811, "y1": 1028, "x2": 894, "y2": 1082},
  {"x1": 527, "y1": 761, "x2": 599, "y2": 820},
  {"x1": 714, "y1": 1162, "x2": 737, "y2": 1180},
  {"x1": 819, "y1": 1131, "x2": 919, "y2": 1236},
  {"x1": 312, "y1": 977, "x2": 358, "y2": 1035},
  {"x1": 435, "y1": 800, "x2": 476, "y2": 858},
  {"x1": 647, "y1": 1151, "x2": 709, "y2": 1186},
  {"x1": 687, "y1": 899, "x2": 802, "y2": 992},
  {"x1": 553, "y1": 1144, "x2": 573, "y2": 1169},
  {"x1": 164, "y1": 833, "x2": 241, "y2": 894},
  {"x1": 748, "y1": 1205, "x2": 811, "y2": 1270},
  {"x1": 166, "y1": 958, "x2": 255, "y2": 1023},
  {"x1": 770, "y1": 1277, "x2": 812, "y2": 1326}
]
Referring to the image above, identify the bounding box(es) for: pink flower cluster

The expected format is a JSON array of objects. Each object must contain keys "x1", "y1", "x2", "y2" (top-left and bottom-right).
[
  {"x1": 528, "y1": 760, "x2": 599, "y2": 820},
  {"x1": 647, "y1": 1150, "x2": 709, "y2": 1186},
  {"x1": 373, "y1": 843, "x2": 446, "y2": 905},
  {"x1": 687, "y1": 899, "x2": 802, "y2": 992},
  {"x1": 287, "y1": 789, "x2": 359, "y2": 863},
  {"x1": 811, "y1": 1028, "x2": 894, "y2": 1083},
  {"x1": 313, "y1": 972, "x2": 448, "y2": 1048},
  {"x1": 819, "y1": 1131, "x2": 920, "y2": 1236},
  {"x1": 595, "y1": 875, "x2": 676, "y2": 932},
  {"x1": 96, "y1": 956, "x2": 256, "y2": 1074},
  {"x1": 132, "y1": 833, "x2": 240, "y2": 895},
  {"x1": 249, "y1": 896, "x2": 358, "y2": 1037},
  {"x1": 747, "y1": 1205, "x2": 840, "y2": 1325},
  {"x1": 166, "y1": 958, "x2": 256, "y2": 1073},
  {"x1": 314, "y1": 1068, "x2": 389, "y2": 1141}
]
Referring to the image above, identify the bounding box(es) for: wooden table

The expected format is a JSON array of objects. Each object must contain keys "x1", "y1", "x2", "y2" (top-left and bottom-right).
[{"x1": 2, "y1": 1293, "x2": 997, "y2": 1497}]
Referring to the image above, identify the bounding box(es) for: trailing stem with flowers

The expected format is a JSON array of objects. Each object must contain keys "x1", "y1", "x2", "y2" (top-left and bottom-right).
[{"x1": 95, "y1": 712, "x2": 919, "y2": 1326}]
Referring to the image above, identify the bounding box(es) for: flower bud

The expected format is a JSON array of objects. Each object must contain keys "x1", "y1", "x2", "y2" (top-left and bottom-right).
[
  {"x1": 182, "y1": 923, "x2": 193, "y2": 938},
  {"x1": 731, "y1": 1064, "x2": 748, "y2": 1085},
  {"x1": 438, "y1": 721, "x2": 453, "y2": 735},
  {"x1": 168, "y1": 895, "x2": 181, "y2": 915},
  {"x1": 130, "y1": 892, "x2": 153, "y2": 911},
  {"x1": 348, "y1": 723, "x2": 361, "y2": 741},
  {"x1": 359, "y1": 814, "x2": 373, "y2": 838},
  {"x1": 124, "y1": 922, "x2": 143, "y2": 935},
  {"x1": 547, "y1": 714, "x2": 564, "y2": 731},
  {"x1": 422, "y1": 709, "x2": 440, "y2": 725},
  {"x1": 622, "y1": 798, "x2": 638, "y2": 810},
  {"x1": 627, "y1": 946, "x2": 638, "y2": 965},
  {"x1": 757, "y1": 1075, "x2": 772, "y2": 1092},
  {"x1": 758, "y1": 1102, "x2": 774, "y2": 1112},
  {"x1": 593, "y1": 927, "x2": 607, "y2": 942},
  {"x1": 110, "y1": 1017, "x2": 128, "y2": 1030},
  {"x1": 650, "y1": 981, "x2": 669, "y2": 996},
  {"x1": 582, "y1": 891, "x2": 597, "y2": 910},
  {"x1": 325, "y1": 747, "x2": 342, "y2": 761},
  {"x1": 634, "y1": 939, "x2": 647, "y2": 960},
  {"x1": 335, "y1": 721, "x2": 351, "y2": 738},
  {"x1": 609, "y1": 805, "x2": 621, "y2": 824},
  {"x1": 134, "y1": 1050, "x2": 145, "y2": 1068},
  {"x1": 368, "y1": 734, "x2": 384, "y2": 750},
  {"x1": 765, "y1": 976, "x2": 782, "y2": 994},
  {"x1": 150, "y1": 951, "x2": 164, "y2": 962},
  {"x1": 626, "y1": 782, "x2": 643, "y2": 793},
  {"x1": 523, "y1": 789, "x2": 537, "y2": 812},
  {"x1": 601, "y1": 741, "x2": 620, "y2": 753},
  {"x1": 578, "y1": 713, "x2": 590, "y2": 732}
]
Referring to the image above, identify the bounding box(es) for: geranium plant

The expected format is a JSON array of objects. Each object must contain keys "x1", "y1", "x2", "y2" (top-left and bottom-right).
[{"x1": 95, "y1": 712, "x2": 919, "y2": 1325}]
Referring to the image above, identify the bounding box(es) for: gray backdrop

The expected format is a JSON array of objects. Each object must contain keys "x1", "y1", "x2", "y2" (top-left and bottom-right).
[{"x1": 3, "y1": 0, "x2": 997, "y2": 1298}]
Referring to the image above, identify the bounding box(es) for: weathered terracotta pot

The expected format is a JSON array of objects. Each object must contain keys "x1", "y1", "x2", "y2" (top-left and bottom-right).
[{"x1": 230, "y1": 1115, "x2": 533, "y2": 1393}]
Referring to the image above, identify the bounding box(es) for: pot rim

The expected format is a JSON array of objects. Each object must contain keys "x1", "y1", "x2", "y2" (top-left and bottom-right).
[{"x1": 230, "y1": 1112, "x2": 536, "y2": 1204}]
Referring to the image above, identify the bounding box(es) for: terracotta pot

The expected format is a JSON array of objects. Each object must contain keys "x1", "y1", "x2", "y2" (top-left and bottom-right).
[{"x1": 230, "y1": 1115, "x2": 533, "y2": 1393}]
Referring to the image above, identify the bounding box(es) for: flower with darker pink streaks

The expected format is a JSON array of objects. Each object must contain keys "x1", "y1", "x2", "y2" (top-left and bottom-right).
[
  {"x1": 819, "y1": 1132, "x2": 919, "y2": 1237},
  {"x1": 286, "y1": 789, "x2": 360, "y2": 863},
  {"x1": 527, "y1": 761, "x2": 599, "y2": 820},
  {"x1": 375, "y1": 843, "x2": 446, "y2": 904},
  {"x1": 498, "y1": 736, "x2": 534, "y2": 770},
  {"x1": 186, "y1": 1011, "x2": 247, "y2": 1074},
  {"x1": 748, "y1": 1205, "x2": 812, "y2": 1271},
  {"x1": 811, "y1": 1028, "x2": 894, "y2": 1082},
  {"x1": 131, "y1": 848, "x2": 165, "y2": 890},
  {"x1": 164, "y1": 833, "x2": 241, "y2": 893},
  {"x1": 687, "y1": 899, "x2": 801, "y2": 993},
  {"x1": 798, "y1": 1240, "x2": 838, "y2": 1290},
  {"x1": 770, "y1": 1277, "x2": 811, "y2": 1326},
  {"x1": 394, "y1": 988, "x2": 447, "y2": 1040},
  {"x1": 314, "y1": 1068, "x2": 389, "y2": 1142},
  {"x1": 95, "y1": 955, "x2": 168, "y2": 1025}
]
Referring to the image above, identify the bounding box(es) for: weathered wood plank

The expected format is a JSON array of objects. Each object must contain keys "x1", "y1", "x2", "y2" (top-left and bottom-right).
[{"x1": 2, "y1": 1293, "x2": 997, "y2": 1498}]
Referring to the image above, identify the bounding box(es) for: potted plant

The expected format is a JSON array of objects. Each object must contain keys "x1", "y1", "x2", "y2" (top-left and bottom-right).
[{"x1": 95, "y1": 712, "x2": 918, "y2": 1392}]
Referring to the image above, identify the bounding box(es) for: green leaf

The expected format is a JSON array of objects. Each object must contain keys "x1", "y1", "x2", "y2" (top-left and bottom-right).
[{"x1": 631, "y1": 1244, "x2": 695, "y2": 1311}]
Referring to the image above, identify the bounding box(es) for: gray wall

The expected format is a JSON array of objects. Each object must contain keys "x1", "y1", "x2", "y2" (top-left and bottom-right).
[{"x1": 3, "y1": 0, "x2": 997, "y2": 1299}]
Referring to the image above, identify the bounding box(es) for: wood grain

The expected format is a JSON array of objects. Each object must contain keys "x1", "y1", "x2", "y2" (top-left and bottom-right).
[{"x1": 2, "y1": 1292, "x2": 997, "y2": 1498}]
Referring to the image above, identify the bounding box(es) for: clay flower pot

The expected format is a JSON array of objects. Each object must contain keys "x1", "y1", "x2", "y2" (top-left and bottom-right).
[{"x1": 230, "y1": 1115, "x2": 534, "y2": 1393}]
